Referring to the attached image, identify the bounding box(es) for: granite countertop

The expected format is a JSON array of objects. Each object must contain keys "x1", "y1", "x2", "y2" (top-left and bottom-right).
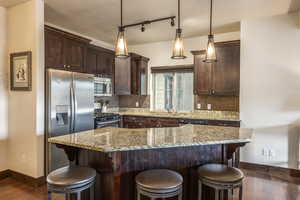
[
  {"x1": 103, "y1": 111, "x2": 240, "y2": 121},
  {"x1": 48, "y1": 125, "x2": 252, "y2": 152}
]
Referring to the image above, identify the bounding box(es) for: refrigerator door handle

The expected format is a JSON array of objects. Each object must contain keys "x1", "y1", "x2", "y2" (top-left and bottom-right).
[
  {"x1": 73, "y1": 84, "x2": 78, "y2": 133},
  {"x1": 70, "y1": 85, "x2": 75, "y2": 133}
]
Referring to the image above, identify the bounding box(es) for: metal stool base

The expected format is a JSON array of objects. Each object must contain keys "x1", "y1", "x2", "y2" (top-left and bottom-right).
[
  {"x1": 137, "y1": 184, "x2": 183, "y2": 200},
  {"x1": 198, "y1": 178, "x2": 243, "y2": 200},
  {"x1": 47, "y1": 178, "x2": 95, "y2": 200}
]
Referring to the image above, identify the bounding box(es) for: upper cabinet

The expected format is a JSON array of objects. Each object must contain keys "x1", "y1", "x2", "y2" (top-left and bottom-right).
[
  {"x1": 45, "y1": 25, "x2": 115, "y2": 76},
  {"x1": 86, "y1": 45, "x2": 115, "y2": 76},
  {"x1": 115, "y1": 53, "x2": 149, "y2": 95},
  {"x1": 192, "y1": 40, "x2": 240, "y2": 96},
  {"x1": 45, "y1": 25, "x2": 91, "y2": 72}
]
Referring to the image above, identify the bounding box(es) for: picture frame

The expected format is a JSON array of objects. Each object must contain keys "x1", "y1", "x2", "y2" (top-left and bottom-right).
[{"x1": 10, "y1": 51, "x2": 32, "y2": 91}]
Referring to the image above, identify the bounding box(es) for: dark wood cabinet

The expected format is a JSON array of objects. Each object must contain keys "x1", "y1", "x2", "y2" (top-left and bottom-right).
[
  {"x1": 122, "y1": 116, "x2": 180, "y2": 128},
  {"x1": 122, "y1": 115, "x2": 240, "y2": 128},
  {"x1": 115, "y1": 53, "x2": 149, "y2": 95},
  {"x1": 45, "y1": 25, "x2": 90, "y2": 72},
  {"x1": 45, "y1": 29, "x2": 65, "y2": 69},
  {"x1": 86, "y1": 45, "x2": 115, "y2": 76},
  {"x1": 86, "y1": 48, "x2": 98, "y2": 74},
  {"x1": 64, "y1": 38, "x2": 86, "y2": 72},
  {"x1": 192, "y1": 40, "x2": 240, "y2": 96},
  {"x1": 193, "y1": 51, "x2": 212, "y2": 95}
]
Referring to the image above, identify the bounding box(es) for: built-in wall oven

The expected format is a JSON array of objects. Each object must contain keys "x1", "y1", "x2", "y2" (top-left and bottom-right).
[{"x1": 94, "y1": 77, "x2": 112, "y2": 96}]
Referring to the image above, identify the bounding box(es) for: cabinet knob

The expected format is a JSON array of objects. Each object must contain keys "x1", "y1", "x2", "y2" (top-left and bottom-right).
[
  {"x1": 63, "y1": 65, "x2": 66, "y2": 68},
  {"x1": 211, "y1": 89, "x2": 215, "y2": 94}
]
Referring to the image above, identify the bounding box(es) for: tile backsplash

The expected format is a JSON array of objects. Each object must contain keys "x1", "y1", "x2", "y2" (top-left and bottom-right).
[
  {"x1": 119, "y1": 95, "x2": 150, "y2": 108},
  {"x1": 95, "y1": 94, "x2": 238, "y2": 112},
  {"x1": 194, "y1": 95, "x2": 239, "y2": 112}
]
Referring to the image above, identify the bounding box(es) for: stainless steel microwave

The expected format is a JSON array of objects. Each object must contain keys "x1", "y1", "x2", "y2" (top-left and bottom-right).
[{"x1": 94, "y1": 77, "x2": 112, "y2": 96}]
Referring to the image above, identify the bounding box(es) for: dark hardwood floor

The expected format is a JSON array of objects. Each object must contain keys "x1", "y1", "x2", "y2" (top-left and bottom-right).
[{"x1": 0, "y1": 170, "x2": 299, "y2": 200}]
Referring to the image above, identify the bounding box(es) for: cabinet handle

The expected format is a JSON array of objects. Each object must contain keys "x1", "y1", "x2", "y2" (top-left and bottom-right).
[
  {"x1": 211, "y1": 89, "x2": 215, "y2": 95},
  {"x1": 63, "y1": 65, "x2": 66, "y2": 68}
]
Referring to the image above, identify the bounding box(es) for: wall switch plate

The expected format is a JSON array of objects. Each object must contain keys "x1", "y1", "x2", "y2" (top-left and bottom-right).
[
  {"x1": 207, "y1": 104, "x2": 212, "y2": 110},
  {"x1": 136, "y1": 101, "x2": 139, "y2": 107},
  {"x1": 197, "y1": 104, "x2": 201, "y2": 109}
]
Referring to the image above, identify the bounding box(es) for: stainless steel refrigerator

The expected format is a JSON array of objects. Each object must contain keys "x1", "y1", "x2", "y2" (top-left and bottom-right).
[{"x1": 45, "y1": 69, "x2": 94, "y2": 174}]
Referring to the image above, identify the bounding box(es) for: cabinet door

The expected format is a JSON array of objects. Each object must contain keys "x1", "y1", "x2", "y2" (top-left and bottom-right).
[
  {"x1": 194, "y1": 53, "x2": 212, "y2": 95},
  {"x1": 86, "y1": 48, "x2": 98, "y2": 74},
  {"x1": 212, "y1": 44, "x2": 240, "y2": 96},
  {"x1": 131, "y1": 59, "x2": 139, "y2": 95},
  {"x1": 140, "y1": 59, "x2": 148, "y2": 96},
  {"x1": 98, "y1": 52, "x2": 114, "y2": 76},
  {"x1": 64, "y1": 38, "x2": 86, "y2": 72},
  {"x1": 115, "y1": 57, "x2": 131, "y2": 95},
  {"x1": 45, "y1": 30, "x2": 65, "y2": 69}
]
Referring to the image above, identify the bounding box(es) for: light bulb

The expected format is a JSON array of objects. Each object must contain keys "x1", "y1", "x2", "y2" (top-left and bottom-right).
[
  {"x1": 204, "y1": 35, "x2": 217, "y2": 62},
  {"x1": 171, "y1": 29, "x2": 186, "y2": 59},
  {"x1": 115, "y1": 29, "x2": 129, "y2": 58}
]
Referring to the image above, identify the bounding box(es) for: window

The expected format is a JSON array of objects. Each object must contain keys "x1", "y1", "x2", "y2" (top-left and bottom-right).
[{"x1": 153, "y1": 72, "x2": 193, "y2": 112}]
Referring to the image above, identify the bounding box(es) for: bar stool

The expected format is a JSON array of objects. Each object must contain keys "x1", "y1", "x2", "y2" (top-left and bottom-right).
[
  {"x1": 47, "y1": 166, "x2": 96, "y2": 200},
  {"x1": 136, "y1": 169, "x2": 183, "y2": 200},
  {"x1": 197, "y1": 164, "x2": 244, "y2": 200}
]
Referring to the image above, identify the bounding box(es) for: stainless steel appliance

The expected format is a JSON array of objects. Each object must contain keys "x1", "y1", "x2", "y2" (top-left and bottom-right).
[
  {"x1": 46, "y1": 69, "x2": 94, "y2": 174},
  {"x1": 94, "y1": 114, "x2": 120, "y2": 129},
  {"x1": 94, "y1": 77, "x2": 112, "y2": 96}
]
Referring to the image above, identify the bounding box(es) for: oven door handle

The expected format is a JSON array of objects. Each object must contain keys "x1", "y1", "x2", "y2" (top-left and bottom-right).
[{"x1": 96, "y1": 120, "x2": 120, "y2": 125}]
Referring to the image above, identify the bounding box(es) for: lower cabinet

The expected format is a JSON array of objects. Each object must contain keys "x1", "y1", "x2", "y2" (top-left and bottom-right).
[
  {"x1": 121, "y1": 115, "x2": 240, "y2": 128},
  {"x1": 122, "y1": 116, "x2": 180, "y2": 128}
]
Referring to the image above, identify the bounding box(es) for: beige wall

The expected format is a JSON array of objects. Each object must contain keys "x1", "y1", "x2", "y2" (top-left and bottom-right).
[
  {"x1": 0, "y1": 6, "x2": 8, "y2": 172},
  {"x1": 240, "y1": 13, "x2": 300, "y2": 169},
  {"x1": 7, "y1": 0, "x2": 44, "y2": 178}
]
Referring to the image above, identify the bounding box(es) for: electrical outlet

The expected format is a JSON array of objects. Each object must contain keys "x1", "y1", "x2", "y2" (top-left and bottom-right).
[
  {"x1": 207, "y1": 104, "x2": 212, "y2": 110},
  {"x1": 136, "y1": 101, "x2": 139, "y2": 107},
  {"x1": 197, "y1": 104, "x2": 201, "y2": 109}
]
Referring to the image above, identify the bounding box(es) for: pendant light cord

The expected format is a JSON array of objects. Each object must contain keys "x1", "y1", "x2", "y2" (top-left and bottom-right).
[
  {"x1": 121, "y1": 0, "x2": 123, "y2": 29},
  {"x1": 209, "y1": 0, "x2": 213, "y2": 35},
  {"x1": 178, "y1": 0, "x2": 181, "y2": 30}
]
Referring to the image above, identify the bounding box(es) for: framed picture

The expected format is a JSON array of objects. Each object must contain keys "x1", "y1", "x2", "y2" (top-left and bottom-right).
[{"x1": 10, "y1": 51, "x2": 32, "y2": 91}]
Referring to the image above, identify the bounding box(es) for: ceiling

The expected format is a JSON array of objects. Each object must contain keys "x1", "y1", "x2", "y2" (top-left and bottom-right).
[
  {"x1": 44, "y1": 0, "x2": 299, "y2": 45},
  {"x1": 0, "y1": 0, "x2": 29, "y2": 7}
]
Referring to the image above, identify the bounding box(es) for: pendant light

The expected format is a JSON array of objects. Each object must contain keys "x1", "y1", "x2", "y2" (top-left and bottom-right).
[
  {"x1": 171, "y1": 0, "x2": 186, "y2": 59},
  {"x1": 115, "y1": 0, "x2": 129, "y2": 58},
  {"x1": 204, "y1": 0, "x2": 217, "y2": 63}
]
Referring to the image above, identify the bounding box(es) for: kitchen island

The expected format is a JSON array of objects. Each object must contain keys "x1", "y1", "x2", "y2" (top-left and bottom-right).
[{"x1": 48, "y1": 125, "x2": 252, "y2": 200}]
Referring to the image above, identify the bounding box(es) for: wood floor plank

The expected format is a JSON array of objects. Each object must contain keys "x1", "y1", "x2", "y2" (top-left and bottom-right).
[{"x1": 0, "y1": 171, "x2": 299, "y2": 200}]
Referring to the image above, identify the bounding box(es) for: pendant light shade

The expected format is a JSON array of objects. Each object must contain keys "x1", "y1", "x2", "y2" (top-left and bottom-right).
[
  {"x1": 171, "y1": 29, "x2": 186, "y2": 59},
  {"x1": 115, "y1": 0, "x2": 129, "y2": 58},
  {"x1": 115, "y1": 28, "x2": 129, "y2": 58},
  {"x1": 204, "y1": 34, "x2": 216, "y2": 63},
  {"x1": 171, "y1": 0, "x2": 186, "y2": 59},
  {"x1": 204, "y1": 0, "x2": 217, "y2": 62}
]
